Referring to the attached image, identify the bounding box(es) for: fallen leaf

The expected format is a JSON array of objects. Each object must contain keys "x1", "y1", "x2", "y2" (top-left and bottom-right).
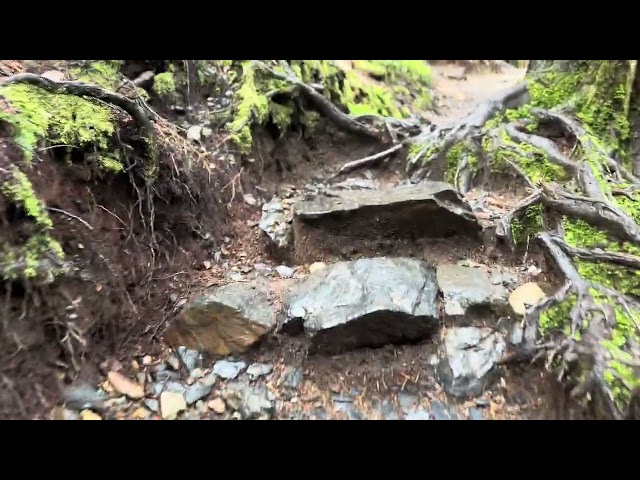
[
  {"x1": 160, "y1": 392, "x2": 186, "y2": 420},
  {"x1": 509, "y1": 282, "x2": 546, "y2": 315},
  {"x1": 107, "y1": 371, "x2": 144, "y2": 399}
]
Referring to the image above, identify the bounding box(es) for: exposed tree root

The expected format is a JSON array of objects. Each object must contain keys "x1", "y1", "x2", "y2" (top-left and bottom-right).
[
  {"x1": 405, "y1": 82, "x2": 530, "y2": 182},
  {"x1": 411, "y1": 80, "x2": 640, "y2": 418},
  {"x1": 253, "y1": 61, "x2": 382, "y2": 141}
]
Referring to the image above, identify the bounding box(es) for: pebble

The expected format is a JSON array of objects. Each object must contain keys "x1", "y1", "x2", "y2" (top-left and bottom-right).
[
  {"x1": 160, "y1": 392, "x2": 187, "y2": 420},
  {"x1": 178, "y1": 346, "x2": 201, "y2": 372},
  {"x1": 468, "y1": 408, "x2": 485, "y2": 420},
  {"x1": 243, "y1": 194, "x2": 258, "y2": 206},
  {"x1": 275, "y1": 265, "x2": 295, "y2": 279},
  {"x1": 213, "y1": 360, "x2": 247, "y2": 380},
  {"x1": 107, "y1": 371, "x2": 144, "y2": 399},
  {"x1": 80, "y1": 410, "x2": 102, "y2": 420},
  {"x1": 144, "y1": 399, "x2": 159, "y2": 412},
  {"x1": 142, "y1": 355, "x2": 153, "y2": 366},
  {"x1": 308, "y1": 262, "x2": 326, "y2": 273},
  {"x1": 405, "y1": 410, "x2": 431, "y2": 420},
  {"x1": 208, "y1": 398, "x2": 226, "y2": 414},
  {"x1": 185, "y1": 381, "x2": 214, "y2": 405},
  {"x1": 167, "y1": 355, "x2": 181, "y2": 371},
  {"x1": 246, "y1": 363, "x2": 273, "y2": 379}
]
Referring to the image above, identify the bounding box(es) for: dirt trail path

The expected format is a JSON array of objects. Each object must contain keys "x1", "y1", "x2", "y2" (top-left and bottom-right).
[
  {"x1": 60, "y1": 63, "x2": 576, "y2": 421},
  {"x1": 425, "y1": 63, "x2": 527, "y2": 127}
]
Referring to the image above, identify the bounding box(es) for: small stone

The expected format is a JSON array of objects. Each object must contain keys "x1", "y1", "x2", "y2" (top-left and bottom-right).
[
  {"x1": 187, "y1": 125, "x2": 202, "y2": 141},
  {"x1": 308, "y1": 262, "x2": 326, "y2": 273},
  {"x1": 107, "y1": 371, "x2": 144, "y2": 399},
  {"x1": 475, "y1": 398, "x2": 490, "y2": 408},
  {"x1": 201, "y1": 127, "x2": 213, "y2": 138},
  {"x1": 405, "y1": 410, "x2": 431, "y2": 420},
  {"x1": 131, "y1": 407, "x2": 150, "y2": 420},
  {"x1": 80, "y1": 410, "x2": 102, "y2": 420},
  {"x1": 243, "y1": 194, "x2": 258, "y2": 206},
  {"x1": 208, "y1": 398, "x2": 226, "y2": 414},
  {"x1": 160, "y1": 392, "x2": 187, "y2": 420},
  {"x1": 201, "y1": 372, "x2": 218, "y2": 387},
  {"x1": 142, "y1": 355, "x2": 153, "y2": 366},
  {"x1": 468, "y1": 408, "x2": 485, "y2": 420},
  {"x1": 275, "y1": 265, "x2": 295, "y2": 279},
  {"x1": 154, "y1": 370, "x2": 179, "y2": 382},
  {"x1": 203, "y1": 260, "x2": 212, "y2": 269},
  {"x1": 430, "y1": 401, "x2": 455, "y2": 420},
  {"x1": 178, "y1": 346, "x2": 201, "y2": 372},
  {"x1": 231, "y1": 411, "x2": 242, "y2": 420},
  {"x1": 144, "y1": 399, "x2": 159, "y2": 412},
  {"x1": 190, "y1": 368, "x2": 204, "y2": 380},
  {"x1": 509, "y1": 321, "x2": 524, "y2": 345},
  {"x1": 436, "y1": 327, "x2": 506, "y2": 399},
  {"x1": 184, "y1": 381, "x2": 214, "y2": 405},
  {"x1": 50, "y1": 407, "x2": 80, "y2": 420},
  {"x1": 167, "y1": 356, "x2": 180, "y2": 371},
  {"x1": 246, "y1": 363, "x2": 273, "y2": 379},
  {"x1": 509, "y1": 282, "x2": 546, "y2": 315},
  {"x1": 213, "y1": 360, "x2": 247, "y2": 380},
  {"x1": 282, "y1": 367, "x2": 303, "y2": 389}
]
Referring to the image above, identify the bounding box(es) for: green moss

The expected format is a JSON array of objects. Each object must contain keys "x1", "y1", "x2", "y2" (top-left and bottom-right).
[
  {"x1": 511, "y1": 204, "x2": 544, "y2": 245},
  {"x1": 70, "y1": 61, "x2": 123, "y2": 90},
  {"x1": 539, "y1": 294, "x2": 577, "y2": 334},
  {"x1": 0, "y1": 83, "x2": 116, "y2": 159},
  {"x1": 444, "y1": 142, "x2": 478, "y2": 184},
  {"x1": 226, "y1": 60, "x2": 431, "y2": 153},
  {"x1": 153, "y1": 72, "x2": 177, "y2": 99},
  {"x1": 2, "y1": 167, "x2": 52, "y2": 229},
  {"x1": 0, "y1": 234, "x2": 66, "y2": 283}
]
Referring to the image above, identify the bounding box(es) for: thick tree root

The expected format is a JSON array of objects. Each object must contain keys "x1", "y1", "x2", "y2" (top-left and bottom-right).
[
  {"x1": 253, "y1": 61, "x2": 382, "y2": 141},
  {"x1": 406, "y1": 82, "x2": 530, "y2": 182},
  {"x1": 415, "y1": 83, "x2": 640, "y2": 418}
]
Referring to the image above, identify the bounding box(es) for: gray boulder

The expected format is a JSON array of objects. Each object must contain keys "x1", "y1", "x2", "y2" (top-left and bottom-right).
[
  {"x1": 437, "y1": 327, "x2": 506, "y2": 399},
  {"x1": 283, "y1": 257, "x2": 440, "y2": 354},
  {"x1": 165, "y1": 280, "x2": 278, "y2": 355},
  {"x1": 436, "y1": 264, "x2": 510, "y2": 316}
]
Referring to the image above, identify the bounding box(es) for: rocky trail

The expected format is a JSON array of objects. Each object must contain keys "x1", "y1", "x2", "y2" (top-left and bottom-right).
[{"x1": 55, "y1": 62, "x2": 587, "y2": 421}]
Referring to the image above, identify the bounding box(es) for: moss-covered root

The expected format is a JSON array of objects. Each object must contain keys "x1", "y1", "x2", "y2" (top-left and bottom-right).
[
  {"x1": 526, "y1": 233, "x2": 640, "y2": 419},
  {"x1": 406, "y1": 82, "x2": 530, "y2": 181}
]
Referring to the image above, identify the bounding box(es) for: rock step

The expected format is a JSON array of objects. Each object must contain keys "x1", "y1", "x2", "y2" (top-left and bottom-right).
[
  {"x1": 167, "y1": 257, "x2": 526, "y2": 358},
  {"x1": 259, "y1": 181, "x2": 483, "y2": 262}
]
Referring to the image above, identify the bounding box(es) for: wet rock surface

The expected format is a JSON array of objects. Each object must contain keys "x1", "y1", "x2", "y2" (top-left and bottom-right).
[
  {"x1": 164, "y1": 281, "x2": 278, "y2": 355},
  {"x1": 283, "y1": 257, "x2": 440, "y2": 354},
  {"x1": 437, "y1": 264, "x2": 510, "y2": 316},
  {"x1": 259, "y1": 198, "x2": 293, "y2": 248},
  {"x1": 293, "y1": 181, "x2": 482, "y2": 240},
  {"x1": 437, "y1": 327, "x2": 506, "y2": 399}
]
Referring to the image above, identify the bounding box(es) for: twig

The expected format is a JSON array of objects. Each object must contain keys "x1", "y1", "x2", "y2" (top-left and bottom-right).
[
  {"x1": 335, "y1": 143, "x2": 404, "y2": 176},
  {"x1": 47, "y1": 207, "x2": 94, "y2": 230}
]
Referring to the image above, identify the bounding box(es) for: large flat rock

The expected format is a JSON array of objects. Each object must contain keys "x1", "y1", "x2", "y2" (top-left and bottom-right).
[
  {"x1": 164, "y1": 281, "x2": 278, "y2": 355},
  {"x1": 282, "y1": 257, "x2": 440, "y2": 354},
  {"x1": 293, "y1": 181, "x2": 481, "y2": 239}
]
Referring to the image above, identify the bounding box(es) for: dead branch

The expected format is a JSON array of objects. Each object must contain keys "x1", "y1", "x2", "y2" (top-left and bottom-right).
[
  {"x1": 335, "y1": 143, "x2": 404, "y2": 176},
  {"x1": 47, "y1": 207, "x2": 94, "y2": 231}
]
